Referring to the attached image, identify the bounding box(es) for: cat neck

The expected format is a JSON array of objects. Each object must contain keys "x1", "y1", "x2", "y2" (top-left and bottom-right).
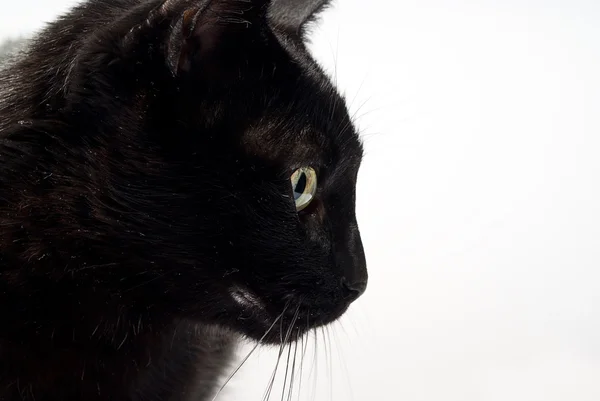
[{"x1": 0, "y1": 315, "x2": 237, "y2": 401}]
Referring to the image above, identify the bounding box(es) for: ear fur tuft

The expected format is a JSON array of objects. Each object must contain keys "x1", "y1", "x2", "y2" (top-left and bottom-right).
[{"x1": 267, "y1": 0, "x2": 332, "y2": 37}]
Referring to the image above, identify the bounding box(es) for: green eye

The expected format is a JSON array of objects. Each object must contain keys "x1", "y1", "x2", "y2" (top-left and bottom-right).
[{"x1": 290, "y1": 167, "x2": 317, "y2": 212}]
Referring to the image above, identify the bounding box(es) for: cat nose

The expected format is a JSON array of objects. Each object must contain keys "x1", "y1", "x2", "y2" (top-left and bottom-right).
[
  {"x1": 341, "y1": 276, "x2": 367, "y2": 302},
  {"x1": 337, "y1": 224, "x2": 368, "y2": 302}
]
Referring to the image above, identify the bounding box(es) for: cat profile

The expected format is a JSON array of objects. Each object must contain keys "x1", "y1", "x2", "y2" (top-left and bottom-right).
[{"x1": 0, "y1": 0, "x2": 367, "y2": 400}]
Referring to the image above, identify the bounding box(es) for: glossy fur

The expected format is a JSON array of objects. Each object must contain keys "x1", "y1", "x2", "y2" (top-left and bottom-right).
[{"x1": 0, "y1": 0, "x2": 367, "y2": 400}]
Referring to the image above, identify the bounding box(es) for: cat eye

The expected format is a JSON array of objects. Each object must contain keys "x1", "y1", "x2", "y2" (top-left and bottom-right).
[{"x1": 290, "y1": 167, "x2": 317, "y2": 212}]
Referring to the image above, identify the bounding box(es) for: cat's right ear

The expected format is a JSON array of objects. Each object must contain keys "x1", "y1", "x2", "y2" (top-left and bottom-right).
[{"x1": 160, "y1": 0, "x2": 271, "y2": 77}]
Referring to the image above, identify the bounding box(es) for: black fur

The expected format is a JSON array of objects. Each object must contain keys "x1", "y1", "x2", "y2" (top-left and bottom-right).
[
  {"x1": 0, "y1": 0, "x2": 366, "y2": 400},
  {"x1": 268, "y1": 0, "x2": 333, "y2": 37}
]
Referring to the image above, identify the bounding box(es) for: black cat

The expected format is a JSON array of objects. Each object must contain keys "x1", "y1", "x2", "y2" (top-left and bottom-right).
[{"x1": 0, "y1": 0, "x2": 367, "y2": 400}]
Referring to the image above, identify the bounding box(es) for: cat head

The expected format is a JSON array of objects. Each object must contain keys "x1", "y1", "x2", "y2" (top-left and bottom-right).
[{"x1": 11, "y1": 0, "x2": 367, "y2": 343}]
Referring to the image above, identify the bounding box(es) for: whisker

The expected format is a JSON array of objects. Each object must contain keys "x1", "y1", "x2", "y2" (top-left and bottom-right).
[
  {"x1": 333, "y1": 325, "x2": 355, "y2": 401},
  {"x1": 350, "y1": 96, "x2": 375, "y2": 126},
  {"x1": 211, "y1": 310, "x2": 286, "y2": 401},
  {"x1": 347, "y1": 74, "x2": 369, "y2": 115},
  {"x1": 285, "y1": 305, "x2": 302, "y2": 401},
  {"x1": 334, "y1": 26, "x2": 340, "y2": 87},
  {"x1": 263, "y1": 303, "x2": 300, "y2": 401},
  {"x1": 320, "y1": 326, "x2": 332, "y2": 401},
  {"x1": 262, "y1": 352, "x2": 279, "y2": 401},
  {"x1": 295, "y1": 313, "x2": 310, "y2": 401},
  {"x1": 326, "y1": 326, "x2": 334, "y2": 401},
  {"x1": 309, "y1": 328, "x2": 319, "y2": 401},
  {"x1": 324, "y1": 27, "x2": 341, "y2": 134},
  {"x1": 287, "y1": 329, "x2": 300, "y2": 401},
  {"x1": 281, "y1": 340, "x2": 293, "y2": 401}
]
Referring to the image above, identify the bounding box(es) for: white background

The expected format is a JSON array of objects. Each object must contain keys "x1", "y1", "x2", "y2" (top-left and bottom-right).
[{"x1": 3, "y1": 1, "x2": 600, "y2": 400}]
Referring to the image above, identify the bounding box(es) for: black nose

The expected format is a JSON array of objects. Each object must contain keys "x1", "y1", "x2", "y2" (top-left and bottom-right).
[
  {"x1": 336, "y1": 223, "x2": 368, "y2": 303},
  {"x1": 341, "y1": 276, "x2": 367, "y2": 302}
]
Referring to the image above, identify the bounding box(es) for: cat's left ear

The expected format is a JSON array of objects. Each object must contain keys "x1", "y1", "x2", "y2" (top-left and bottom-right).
[
  {"x1": 163, "y1": 0, "x2": 271, "y2": 76},
  {"x1": 267, "y1": 0, "x2": 332, "y2": 38}
]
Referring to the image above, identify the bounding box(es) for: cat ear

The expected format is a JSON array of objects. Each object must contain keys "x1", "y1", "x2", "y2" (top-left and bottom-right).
[
  {"x1": 165, "y1": 0, "x2": 271, "y2": 76},
  {"x1": 267, "y1": 0, "x2": 332, "y2": 37}
]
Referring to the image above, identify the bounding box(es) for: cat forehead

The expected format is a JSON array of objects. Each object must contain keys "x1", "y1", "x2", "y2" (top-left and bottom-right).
[
  {"x1": 241, "y1": 105, "x2": 363, "y2": 170},
  {"x1": 238, "y1": 23, "x2": 363, "y2": 168},
  {"x1": 241, "y1": 66, "x2": 362, "y2": 168}
]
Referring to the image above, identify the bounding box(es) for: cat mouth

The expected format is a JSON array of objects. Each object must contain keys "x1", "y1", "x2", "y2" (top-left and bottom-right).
[{"x1": 225, "y1": 285, "x2": 352, "y2": 344}]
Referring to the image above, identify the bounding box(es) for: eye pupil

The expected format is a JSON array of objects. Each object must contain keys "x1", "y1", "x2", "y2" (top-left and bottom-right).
[{"x1": 293, "y1": 173, "x2": 307, "y2": 200}]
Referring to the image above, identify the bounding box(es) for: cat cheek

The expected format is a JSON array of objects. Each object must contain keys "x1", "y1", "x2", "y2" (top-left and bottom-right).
[
  {"x1": 298, "y1": 197, "x2": 325, "y2": 224},
  {"x1": 299, "y1": 208, "x2": 331, "y2": 249}
]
